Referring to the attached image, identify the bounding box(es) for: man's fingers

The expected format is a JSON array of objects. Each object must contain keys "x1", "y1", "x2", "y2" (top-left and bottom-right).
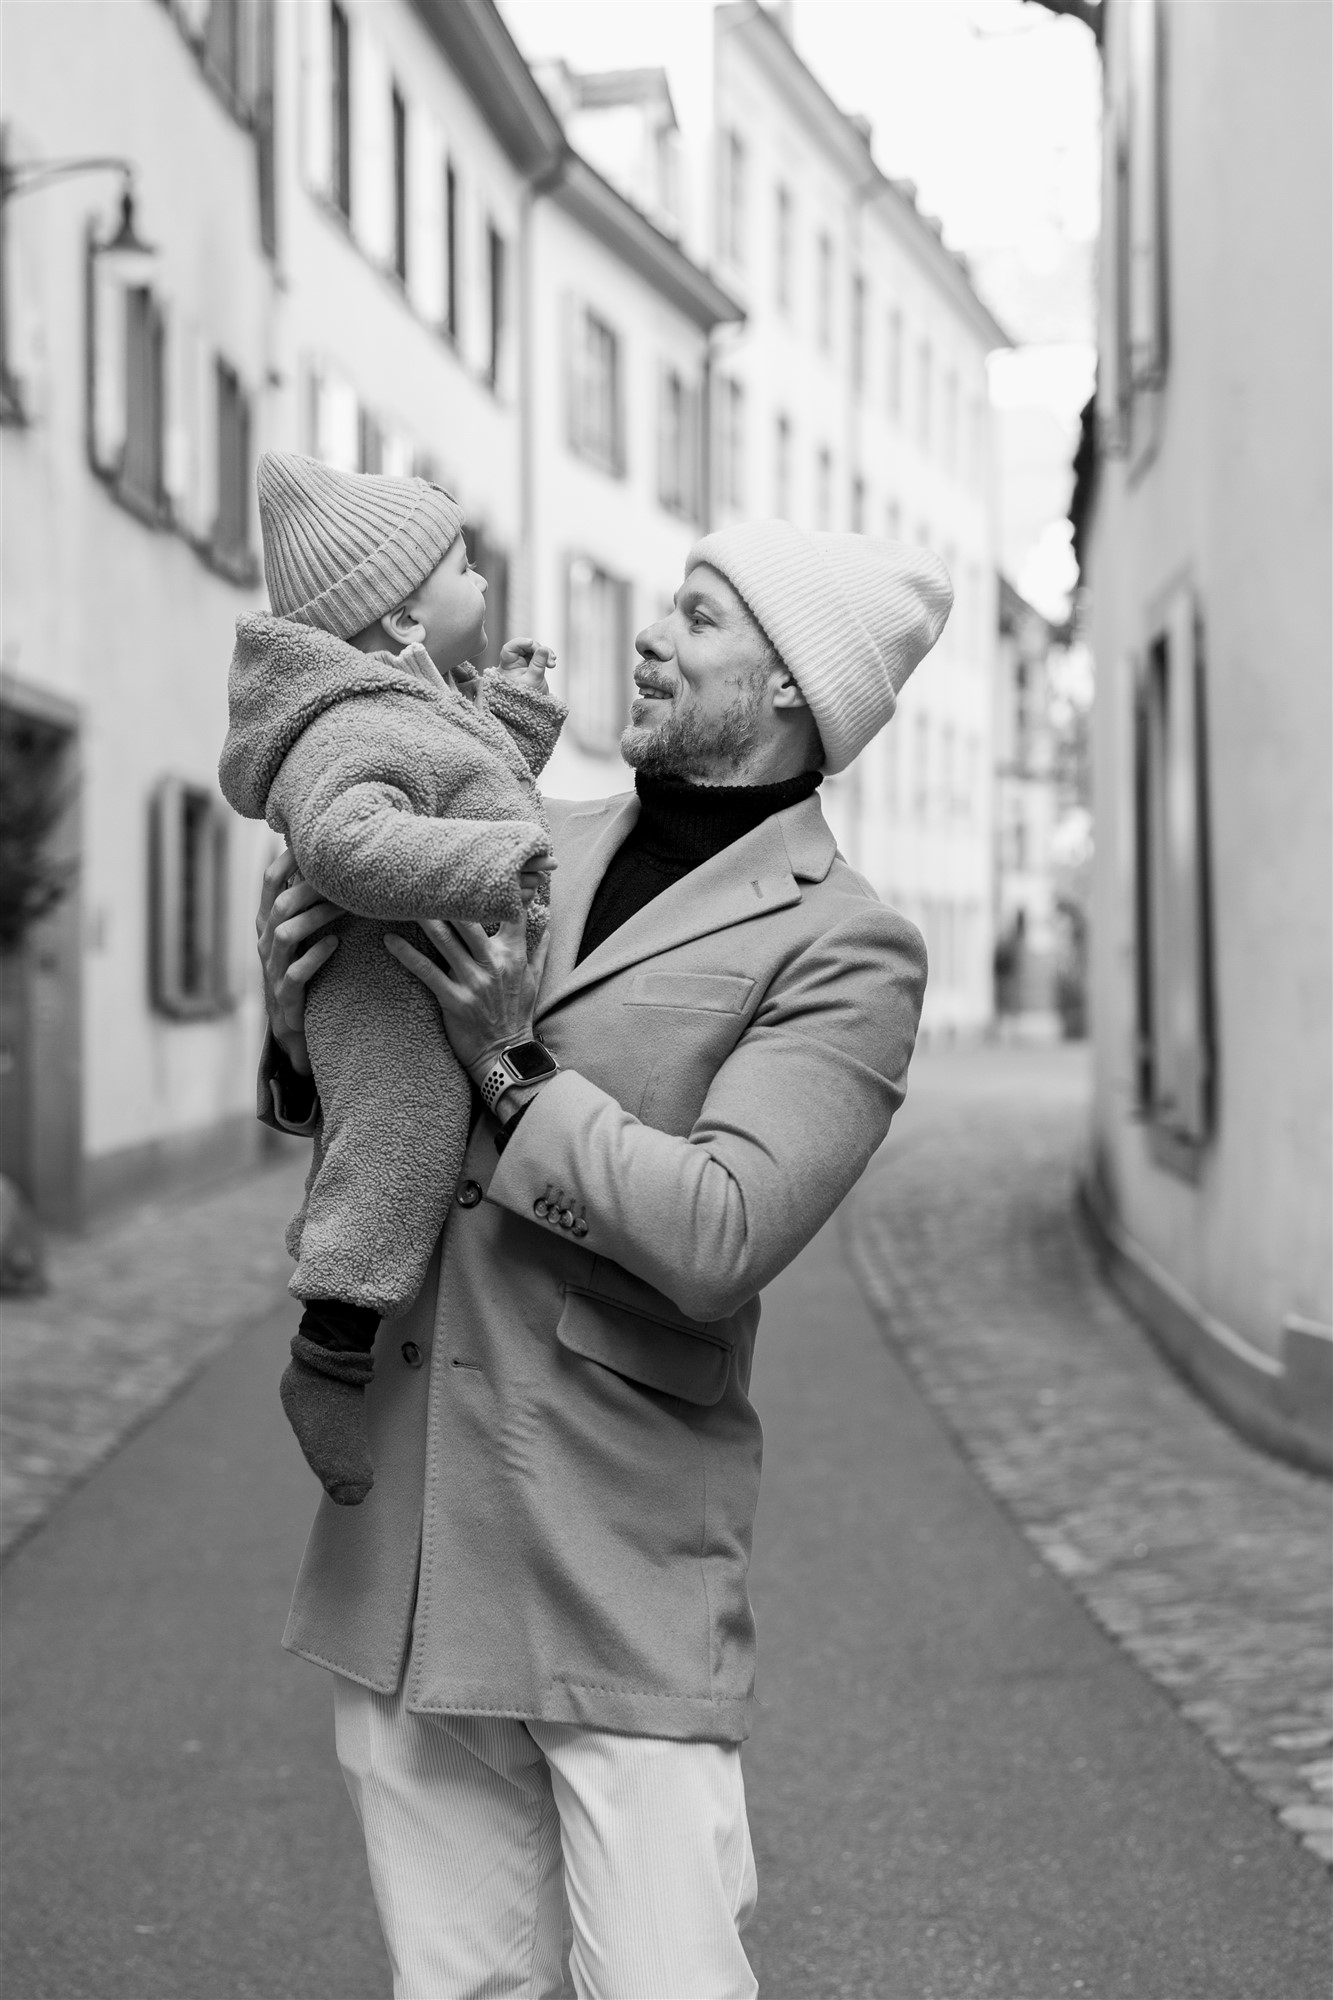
[
  {"x1": 285, "y1": 935, "x2": 338, "y2": 989},
  {"x1": 384, "y1": 932, "x2": 457, "y2": 997},
  {"x1": 275, "y1": 902, "x2": 342, "y2": 951}
]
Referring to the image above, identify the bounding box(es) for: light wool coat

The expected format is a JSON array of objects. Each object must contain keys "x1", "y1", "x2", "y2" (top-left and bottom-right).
[
  {"x1": 274, "y1": 788, "x2": 927, "y2": 1742},
  {"x1": 221, "y1": 615, "x2": 565, "y2": 1315}
]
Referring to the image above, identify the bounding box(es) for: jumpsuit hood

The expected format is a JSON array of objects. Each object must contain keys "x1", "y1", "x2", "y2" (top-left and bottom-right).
[{"x1": 219, "y1": 613, "x2": 439, "y2": 821}]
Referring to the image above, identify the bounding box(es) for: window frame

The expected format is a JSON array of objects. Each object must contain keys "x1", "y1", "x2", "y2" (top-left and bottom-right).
[
  {"x1": 565, "y1": 556, "x2": 632, "y2": 757},
  {"x1": 149, "y1": 778, "x2": 233, "y2": 1021}
]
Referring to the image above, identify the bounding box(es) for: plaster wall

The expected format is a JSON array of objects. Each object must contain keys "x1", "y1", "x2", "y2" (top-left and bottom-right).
[
  {"x1": 1087, "y1": 0, "x2": 1332, "y2": 1359},
  {"x1": 1, "y1": 0, "x2": 276, "y2": 1175},
  {"x1": 528, "y1": 199, "x2": 712, "y2": 804}
]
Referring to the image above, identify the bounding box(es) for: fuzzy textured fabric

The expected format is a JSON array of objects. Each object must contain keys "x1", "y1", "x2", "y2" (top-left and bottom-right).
[
  {"x1": 280, "y1": 1334, "x2": 376, "y2": 1506},
  {"x1": 686, "y1": 522, "x2": 953, "y2": 774},
  {"x1": 256, "y1": 451, "x2": 464, "y2": 640},
  {"x1": 220, "y1": 614, "x2": 567, "y2": 1317}
]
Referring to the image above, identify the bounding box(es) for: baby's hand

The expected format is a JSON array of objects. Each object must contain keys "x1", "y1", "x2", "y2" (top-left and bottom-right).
[
  {"x1": 518, "y1": 855, "x2": 557, "y2": 906},
  {"x1": 497, "y1": 638, "x2": 556, "y2": 690}
]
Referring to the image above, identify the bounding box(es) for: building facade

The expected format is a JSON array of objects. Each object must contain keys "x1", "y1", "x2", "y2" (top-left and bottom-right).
[
  {"x1": 553, "y1": 2, "x2": 1007, "y2": 1033},
  {"x1": 1, "y1": 0, "x2": 280, "y2": 1220},
  {"x1": 1080, "y1": 0, "x2": 1332, "y2": 1468}
]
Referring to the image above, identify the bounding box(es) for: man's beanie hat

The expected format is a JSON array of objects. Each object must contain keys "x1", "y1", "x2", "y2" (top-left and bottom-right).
[
  {"x1": 685, "y1": 521, "x2": 953, "y2": 773},
  {"x1": 256, "y1": 450, "x2": 465, "y2": 640}
]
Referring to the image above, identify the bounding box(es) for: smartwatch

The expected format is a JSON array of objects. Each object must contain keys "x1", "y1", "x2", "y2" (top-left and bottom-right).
[{"x1": 475, "y1": 1038, "x2": 560, "y2": 1115}]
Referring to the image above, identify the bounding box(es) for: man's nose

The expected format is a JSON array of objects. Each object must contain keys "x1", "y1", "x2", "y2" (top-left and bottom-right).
[{"x1": 635, "y1": 621, "x2": 669, "y2": 661}]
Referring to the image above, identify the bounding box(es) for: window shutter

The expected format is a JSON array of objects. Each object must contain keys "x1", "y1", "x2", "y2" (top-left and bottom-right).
[
  {"x1": 1126, "y1": 0, "x2": 1166, "y2": 387},
  {"x1": 300, "y1": 0, "x2": 332, "y2": 199},
  {"x1": 88, "y1": 256, "x2": 127, "y2": 477},
  {"x1": 408, "y1": 110, "x2": 444, "y2": 324},
  {"x1": 351, "y1": 18, "x2": 393, "y2": 266},
  {"x1": 1163, "y1": 587, "x2": 1210, "y2": 1141},
  {"x1": 563, "y1": 294, "x2": 580, "y2": 455},
  {"x1": 161, "y1": 301, "x2": 193, "y2": 524},
  {"x1": 611, "y1": 326, "x2": 626, "y2": 478}
]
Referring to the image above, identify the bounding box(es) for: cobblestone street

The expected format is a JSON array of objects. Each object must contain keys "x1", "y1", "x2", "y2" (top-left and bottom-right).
[
  {"x1": 846, "y1": 1041, "x2": 1333, "y2": 1868},
  {"x1": 0, "y1": 1143, "x2": 310, "y2": 1560},
  {"x1": 2, "y1": 1043, "x2": 1329, "y2": 1996}
]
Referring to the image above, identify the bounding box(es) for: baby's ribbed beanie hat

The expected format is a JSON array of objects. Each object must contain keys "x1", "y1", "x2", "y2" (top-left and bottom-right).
[
  {"x1": 256, "y1": 450, "x2": 464, "y2": 640},
  {"x1": 686, "y1": 521, "x2": 953, "y2": 773}
]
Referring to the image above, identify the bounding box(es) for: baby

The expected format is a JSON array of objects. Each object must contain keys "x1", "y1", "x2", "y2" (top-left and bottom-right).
[{"x1": 219, "y1": 451, "x2": 567, "y2": 1509}]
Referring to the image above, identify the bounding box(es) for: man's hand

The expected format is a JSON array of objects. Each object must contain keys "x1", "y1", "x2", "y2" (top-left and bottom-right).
[
  {"x1": 256, "y1": 847, "x2": 344, "y2": 1075},
  {"x1": 495, "y1": 638, "x2": 556, "y2": 690},
  {"x1": 384, "y1": 914, "x2": 551, "y2": 1076},
  {"x1": 518, "y1": 854, "x2": 557, "y2": 906}
]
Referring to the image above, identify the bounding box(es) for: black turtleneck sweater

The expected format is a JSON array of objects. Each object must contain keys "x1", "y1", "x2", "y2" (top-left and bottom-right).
[{"x1": 576, "y1": 769, "x2": 822, "y2": 965}]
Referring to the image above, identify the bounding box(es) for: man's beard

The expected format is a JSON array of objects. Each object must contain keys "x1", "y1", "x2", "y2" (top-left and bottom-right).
[{"x1": 620, "y1": 671, "x2": 767, "y2": 781}]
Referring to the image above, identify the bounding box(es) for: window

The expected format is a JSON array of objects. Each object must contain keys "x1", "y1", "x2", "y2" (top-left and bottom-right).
[
  {"x1": 330, "y1": 1, "x2": 351, "y2": 221},
  {"x1": 886, "y1": 308, "x2": 902, "y2": 418},
  {"x1": 150, "y1": 780, "x2": 231, "y2": 1019},
  {"x1": 486, "y1": 225, "x2": 506, "y2": 392},
  {"x1": 851, "y1": 475, "x2": 865, "y2": 535},
  {"x1": 717, "y1": 129, "x2": 746, "y2": 267},
  {"x1": 444, "y1": 160, "x2": 459, "y2": 341},
  {"x1": 775, "y1": 183, "x2": 793, "y2": 313},
  {"x1": 816, "y1": 232, "x2": 833, "y2": 352},
  {"x1": 1133, "y1": 586, "x2": 1214, "y2": 1156},
  {"x1": 391, "y1": 86, "x2": 408, "y2": 283},
  {"x1": 658, "y1": 367, "x2": 700, "y2": 522},
  {"x1": 917, "y1": 340, "x2": 933, "y2": 450},
  {"x1": 1124, "y1": 0, "x2": 1166, "y2": 390},
  {"x1": 358, "y1": 405, "x2": 383, "y2": 473},
  {"x1": 121, "y1": 286, "x2": 166, "y2": 518},
  {"x1": 305, "y1": 357, "x2": 359, "y2": 469},
  {"x1": 214, "y1": 360, "x2": 251, "y2": 567},
  {"x1": 716, "y1": 375, "x2": 745, "y2": 512},
  {"x1": 566, "y1": 559, "x2": 631, "y2": 755},
  {"x1": 815, "y1": 446, "x2": 832, "y2": 531},
  {"x1": 774, "y1": 412, "x2": 791, "y2": 518},
  {"x1": 850, "y1": 273, "x2": 866, "y2": 399},
  {"x1": 943, "y1": 369, "x2": 959, "y2": 473},
  {"x1": 566, "y1": 303, "x2": 623, "y2": 475},
  {"x1": 913, "y1": 714, "x2": 930, "y2": 821},
  {"x1": 255, "y1": 0, "x2": 277, "y2": 256}
]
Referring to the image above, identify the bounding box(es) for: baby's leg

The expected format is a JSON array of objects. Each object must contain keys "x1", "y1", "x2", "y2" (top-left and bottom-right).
[
  {"x1": 295, "y1": 917, "x2": 472, "y2": 1315},
  {"x1": 281, "y1": 918, "x2": 472, "y2": 1504}
]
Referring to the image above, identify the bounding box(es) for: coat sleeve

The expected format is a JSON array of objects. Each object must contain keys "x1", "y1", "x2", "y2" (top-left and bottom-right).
[
  {"x1": 486, "y1": 906, "x2": 927, "y2": 1322},
  {"x1": 256, "y1": 1026, "x2": 320, "y2": 1136},
  {"x1": 270, "y1": 705, "x2": 551, "y2": 927},
  {"x1": 480, "y1": 676, "x2": 568, "y2": 780}
]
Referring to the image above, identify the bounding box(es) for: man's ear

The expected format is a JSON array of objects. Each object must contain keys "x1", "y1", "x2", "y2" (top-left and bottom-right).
[
  {"x1": 770, "y1": 669, "x2": 810, "y2": 712},
  {"x1": 381, "y1": 603, "x2": 425, "y2": 649}
]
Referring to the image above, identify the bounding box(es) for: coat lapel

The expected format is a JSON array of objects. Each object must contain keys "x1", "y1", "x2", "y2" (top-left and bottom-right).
[
  {"x1": 540, "y1": 794, "x2": 640, "y2": 1000},
  {"x1": 538, "y1": 790, "x2": 837, "y2": 1019}
]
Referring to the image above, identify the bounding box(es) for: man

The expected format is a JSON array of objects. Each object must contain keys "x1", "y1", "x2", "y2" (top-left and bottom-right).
[{"x1": 258, "y1": 519, "x2": 950, "y2": 1999}]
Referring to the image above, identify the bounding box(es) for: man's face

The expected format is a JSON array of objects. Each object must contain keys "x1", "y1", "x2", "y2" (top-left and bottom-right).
[
  {"x1": 622, "y1": 565, "x2": 777, "y2": 780},
  {"x1": 403, "y1": 536, "x2": 487, "y2": 675}
]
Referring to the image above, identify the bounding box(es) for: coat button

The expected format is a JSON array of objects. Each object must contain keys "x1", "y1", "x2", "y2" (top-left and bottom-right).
[
  {"x1": 456, "y1": 1180, "x2": 483, "y2": 1208},
  {"x1": 401, "y1": 1341, "x2": 423, "y2": 1368},
  {"x1": 572, "y1": 1218, "x2": 589, "y2": 1239}
]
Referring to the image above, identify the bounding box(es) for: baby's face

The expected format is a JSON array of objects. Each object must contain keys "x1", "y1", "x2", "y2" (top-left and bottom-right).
[{"x1": 409, "y1": 537, "x2": 487, "y2": 675}]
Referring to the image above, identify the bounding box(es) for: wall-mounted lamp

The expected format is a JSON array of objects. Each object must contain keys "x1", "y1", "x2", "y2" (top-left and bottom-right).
[{"x1": 1, "y1": 153, "x2": 156, "y2": 261}]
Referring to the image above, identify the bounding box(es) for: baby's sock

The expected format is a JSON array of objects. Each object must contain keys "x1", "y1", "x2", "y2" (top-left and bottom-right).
[{"x1": 280, "y1": 1302, "x2": 380, "y2": 1506}]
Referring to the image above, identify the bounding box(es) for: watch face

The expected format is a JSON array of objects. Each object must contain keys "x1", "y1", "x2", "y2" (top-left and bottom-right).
[{"x1": 504, "y1": 1040, "x2": 559, "y2": 1082}]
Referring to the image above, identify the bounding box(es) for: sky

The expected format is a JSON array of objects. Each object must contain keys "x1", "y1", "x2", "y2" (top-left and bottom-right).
[{"x1": 503, "y1": 0, "x2": 1102, "y2": 620}]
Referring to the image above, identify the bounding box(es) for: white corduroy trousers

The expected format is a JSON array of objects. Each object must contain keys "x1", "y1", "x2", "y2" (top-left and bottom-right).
[{"x1": 334, "y1": 1677, "x2": 759, "y2": 2000}]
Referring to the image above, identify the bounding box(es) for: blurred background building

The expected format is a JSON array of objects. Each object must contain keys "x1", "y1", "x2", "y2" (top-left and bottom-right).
[
  {"x1": 1074, "y1": 0, "x2": 1331, "y2": 1469},
  {"x1": 1, "y1": 0, "x2": 1025, "y2": 1228}
]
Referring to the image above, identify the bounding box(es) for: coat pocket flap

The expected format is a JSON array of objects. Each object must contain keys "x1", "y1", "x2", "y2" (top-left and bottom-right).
[
  {"x1": 557, "y1": 1289, "x2": 731, "y2": 1407},
  {"x1": 625, "y1": 971, "x2": 755, "y2": 1013}
]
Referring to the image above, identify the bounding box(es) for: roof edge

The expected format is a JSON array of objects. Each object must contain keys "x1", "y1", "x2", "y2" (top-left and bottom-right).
[
  {"x1": 549, "y1": 154, "x2": 745, "y2": 331},
  {"x1": 407, "y1": 0, "x2": 564, "y2": 176}
]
